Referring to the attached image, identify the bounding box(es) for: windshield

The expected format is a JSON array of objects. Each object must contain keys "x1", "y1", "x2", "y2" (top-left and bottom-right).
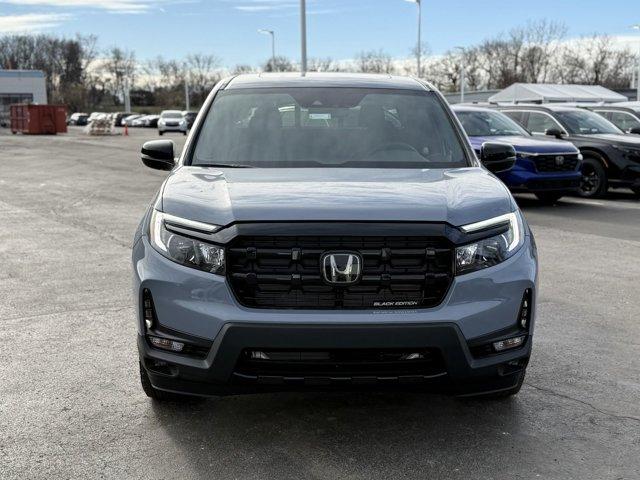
[
  {"x1": 456, "y1": 110, "x2": 529, "y2": 137},
  {"x1": 162, "y1": 112, "x2": 182, "y2": 119},
  {"x1": 190, "y1": 88, "x2": 468, "y2": 168},
  {"x1": 554, "y1": 110, "x2": 622, "y2": 135}
]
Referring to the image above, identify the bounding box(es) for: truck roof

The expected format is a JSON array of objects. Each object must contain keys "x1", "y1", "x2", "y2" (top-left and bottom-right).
[
  {"x1": 451, "y1": 104, "x2": 496, "y2": 113},
  {"x1": 225, "y1": 72, "x2": 431, "y2": 91},
  {"x1": 497, "y1": 104, "x2": 587, "y2": 113}
]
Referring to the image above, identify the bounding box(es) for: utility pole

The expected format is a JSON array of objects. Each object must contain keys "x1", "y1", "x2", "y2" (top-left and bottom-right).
[
  {"x1": 258, "y1": 29, "x2": 276, "y2": 71},
  {"x1": 300, "y1": 0, "x2": 307, "y2": 75},
  {"x1": 184, "y1": 75, "x2": 190, "y2": 111},
  {"x1": 633, "y1": 25, "x2": 640, "y2": 101},
  {"x1": 124, "y1": 78, "x2": 131, "y2": 112},
  {"x1": 455, "y1": 46, "x2": 465, "y2": 103}
]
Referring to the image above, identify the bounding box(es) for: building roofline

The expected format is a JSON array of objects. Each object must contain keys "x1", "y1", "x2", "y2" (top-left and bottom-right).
[{"x1": 0, "y1": 69, "x2": 46, "y2": 78}]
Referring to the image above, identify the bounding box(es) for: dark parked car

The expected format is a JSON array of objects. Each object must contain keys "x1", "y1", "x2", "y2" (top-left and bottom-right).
[
  {"x1": 182, "y1": 110, "x2": 197, "y2": 129},
  {"x1": 123, "y1": 114, "x2": 144, "y2": 127},
  {"x1": 132, "y1": 114, "x2": 160, "y2": 128},
  {"x1": 143, "y1": 114, "x2": 160, "y2": 128},
  {"x1": 114, "y1": 112, "x2": 137, "y2": 127},
  {"x1": 453, "y1": 105, "x2": 582, "y2": 204},
  {"x1": 584, "y1": 103, "x2": 640, "y2": 135},
  {"x1": 134, "y1": 73, "x2": 537, "y2": 402},
  {"x1": 499, "y1": 105, "x2": 640, "y2": 197},
  {"x1": 67, "y1": 112, "x2": 89, "y2": 126}
]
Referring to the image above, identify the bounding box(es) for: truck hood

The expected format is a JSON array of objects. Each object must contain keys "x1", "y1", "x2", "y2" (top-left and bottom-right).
[
  {"x1": 160, "y1": 167, "x2": 514, "y2": 228},
  {"x1": 467, "y1": 135, "x2": 578, "y2": 155}
]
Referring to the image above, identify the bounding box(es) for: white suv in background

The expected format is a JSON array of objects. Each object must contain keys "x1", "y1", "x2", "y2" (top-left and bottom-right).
[{"x1": 158, "y1": 110, "x2": 187, "y2": 135}]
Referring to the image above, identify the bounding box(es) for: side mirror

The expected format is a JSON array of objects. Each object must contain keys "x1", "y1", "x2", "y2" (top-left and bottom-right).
[
  {"x1": 480, "y1": 142, "x2": 517, "y2": 174},
  {"x1": 141, "y1": 140, "x2": 175, "y2": 171},
  {"x1": 545, "y1": 127, "x2": 565, "y2": 139},
  {"x1": 628, "y1": 126, "x2": 640, "y2": 135}
]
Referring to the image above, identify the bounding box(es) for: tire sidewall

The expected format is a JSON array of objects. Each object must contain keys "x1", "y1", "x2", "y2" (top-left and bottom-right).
[{"x1": 579, "y1": 155, "x2": 608, "y2": 198}]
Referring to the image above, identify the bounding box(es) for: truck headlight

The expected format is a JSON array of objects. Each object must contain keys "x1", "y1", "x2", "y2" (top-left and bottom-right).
[
  {"x1": 149, "y1": 209, "x2": 225, "y2": 274},
  {"x1": 455, "y1": 212, "x2": 524, "y2": 275}
]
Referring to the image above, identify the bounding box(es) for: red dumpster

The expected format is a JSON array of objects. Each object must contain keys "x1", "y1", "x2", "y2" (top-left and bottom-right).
[{"x1": 10, "y1": 104, "x2": 68, "y2": 135}]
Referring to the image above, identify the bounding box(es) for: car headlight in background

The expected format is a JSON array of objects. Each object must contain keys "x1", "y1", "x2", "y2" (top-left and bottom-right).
[
  {"x1": 455, "y1": 212, "x2": 524, "y2": 275},
  {"x1": 149, "y1": 209, "x2": 225, "y2": 274},
  {"x1": 612, "y1": 145, "x2": 640, "y2": 158}
]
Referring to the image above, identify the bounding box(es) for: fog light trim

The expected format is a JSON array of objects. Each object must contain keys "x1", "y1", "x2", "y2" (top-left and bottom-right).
[
  {"x1": 148, "y1": 335, "x2": 185, "y2": 352},
  {"x1": 142, "y1": 289, "x2": 157, "y2": 331},
  {"x1": 493, "y1": 335, "x2": 526, "y2": 352},
  {"x1": 519, "y1": 289, "x2": 533, "y2": 330}
]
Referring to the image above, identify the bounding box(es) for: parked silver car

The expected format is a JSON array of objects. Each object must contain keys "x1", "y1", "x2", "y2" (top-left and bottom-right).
[{"x1": 158, "y1": 110, "x2": 187, "y2": 135}]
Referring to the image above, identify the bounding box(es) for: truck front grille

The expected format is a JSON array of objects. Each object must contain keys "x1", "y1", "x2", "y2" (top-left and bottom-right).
[
  {"x1": 533, "y1": 154, "x2": 580, "y2": 172},
  {"x1": 227, "y1": 235, "x2": 453, "y2": 309}
]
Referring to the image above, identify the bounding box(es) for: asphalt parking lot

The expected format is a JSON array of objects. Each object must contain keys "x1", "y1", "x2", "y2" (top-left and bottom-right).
[{"x1": 1, "y1": 126, "x2": 639, "y2": 479}]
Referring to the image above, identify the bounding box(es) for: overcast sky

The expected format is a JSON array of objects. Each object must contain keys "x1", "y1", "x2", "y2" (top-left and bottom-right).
[{"x1": 0, "y1": 0, "x2": 639, "y2": 66}]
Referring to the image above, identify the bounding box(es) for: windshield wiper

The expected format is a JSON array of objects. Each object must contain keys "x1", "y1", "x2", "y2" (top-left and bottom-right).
[{"x1": 197, "y1": 163, "x2": 256, "y2": 168}]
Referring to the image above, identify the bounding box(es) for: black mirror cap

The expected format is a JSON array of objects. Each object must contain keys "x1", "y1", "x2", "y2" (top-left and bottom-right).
[
  {"x1": 628, "y1": 126, "x2": 640, "y2": 135},
  {"x1": 545, "y1": 127, "x2": 564, "y2": 139},
  {"x1": 480, "y1": 142, "x2": 517, "y2": 174},
  {"x1": 141, "y1": 140, "x2": 175, "y2": 171}
]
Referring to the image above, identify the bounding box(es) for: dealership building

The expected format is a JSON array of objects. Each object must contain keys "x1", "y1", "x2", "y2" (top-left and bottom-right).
[{"x1": 0, "y1": 70, "x2": 47, "y2": 123}]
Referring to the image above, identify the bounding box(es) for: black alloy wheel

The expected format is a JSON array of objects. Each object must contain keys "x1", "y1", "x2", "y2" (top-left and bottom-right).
[{"x1": 579, "y1": 157, "x2": 608, "y2": 198}]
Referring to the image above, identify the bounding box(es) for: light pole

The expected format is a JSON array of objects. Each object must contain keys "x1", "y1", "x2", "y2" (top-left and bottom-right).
[
  {"x1": 632, "y1": 25, "x2": 640, "y2": 101},
  {"x1": 184, "y1": 74, "x2": 190, "y2": 111},
  {"x1": 404, "y1": 0, "x2": 421, "y2": 77},
  {"x1": 300, "y1": 0, "x2": 307, "y2": 75},
  {"x1": 258, "y1": 29, "x2": 276, "y2": 71},
  {"x1": 455, "y1": 46, "x2": 465, "y2": 103},
  {"x1": 124, "y1": 78, "x2": 131, "y2": 112}
]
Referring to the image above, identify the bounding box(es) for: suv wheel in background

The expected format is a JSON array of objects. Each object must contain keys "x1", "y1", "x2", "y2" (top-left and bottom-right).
[
  {"x1": 534, "y1": 192, "x2": 563, "y2": 204},
  {"x1": 579, "y1": 155, "x2": 608, "y2": 198}
]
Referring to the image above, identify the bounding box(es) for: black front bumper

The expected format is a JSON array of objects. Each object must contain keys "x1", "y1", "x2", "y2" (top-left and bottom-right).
[
  {"x1": 510, "y1": 177, "x2": 581, "y2": 193},
  {"x1": 139, "y1": 322, "x2": 531, "y2": 397}
]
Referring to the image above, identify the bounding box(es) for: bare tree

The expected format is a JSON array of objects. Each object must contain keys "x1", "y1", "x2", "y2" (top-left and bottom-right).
[
  {"x1": 185, "y1": 53, "x2": 221, "y2": 104},
  {"x1": 561, "y1": 35, "x2": 634, "y2": 88},
  {"x1": 308, "y1": 57, "x2": 343, "y2": 72},
  {"x1": 263, "y1": 55, "x2": 295, "y2": 72},
  {"x1": 356, "y1": 49, "x2": 395, "y2": 74},
  {"x1": 103, "y1": 47, "x2": 136, "y2": 104},
  {"x1": 232, "y1": 64, "x2": 254, "y2": 74},
  {"x1": 520, "y1": 20, "x2": 567, "y2": 83},
  {"x1": 460, "y1": 47, "x2": 484, "y2": 90}
]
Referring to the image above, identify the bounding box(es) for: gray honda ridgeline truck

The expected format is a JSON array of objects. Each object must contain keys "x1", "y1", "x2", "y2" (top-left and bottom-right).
[{"x1": 133, "y1": 73, "x2": 537, "y2": 401}]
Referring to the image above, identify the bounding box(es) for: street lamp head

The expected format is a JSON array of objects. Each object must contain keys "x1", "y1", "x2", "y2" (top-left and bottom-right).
[
  {"x1": 404, "y1": 0, "x2": 420, "y2": 4},
  {"x1": 258, "y1": 29, "x2": 274, "y2": 35}
]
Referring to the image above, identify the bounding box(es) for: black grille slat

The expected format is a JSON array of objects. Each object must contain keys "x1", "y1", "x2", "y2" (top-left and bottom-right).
[
  {"x1": 227, "y1": 234, "x2": 453, "y2": 309},
  {"x1": 235, "y1": 348, "x2": 446, "y2": 378},
  {"x1": 533, "y1": 154, "x2": 580, "y2": 172}
]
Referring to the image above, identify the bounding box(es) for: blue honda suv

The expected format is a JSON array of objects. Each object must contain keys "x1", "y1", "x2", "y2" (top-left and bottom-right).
[
  {"x1": 133, "y1": 73, "x2": 537, "y2": 402},
  {"x1": 453, "y1": 105, "x2": 582, "y2": 204}
]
